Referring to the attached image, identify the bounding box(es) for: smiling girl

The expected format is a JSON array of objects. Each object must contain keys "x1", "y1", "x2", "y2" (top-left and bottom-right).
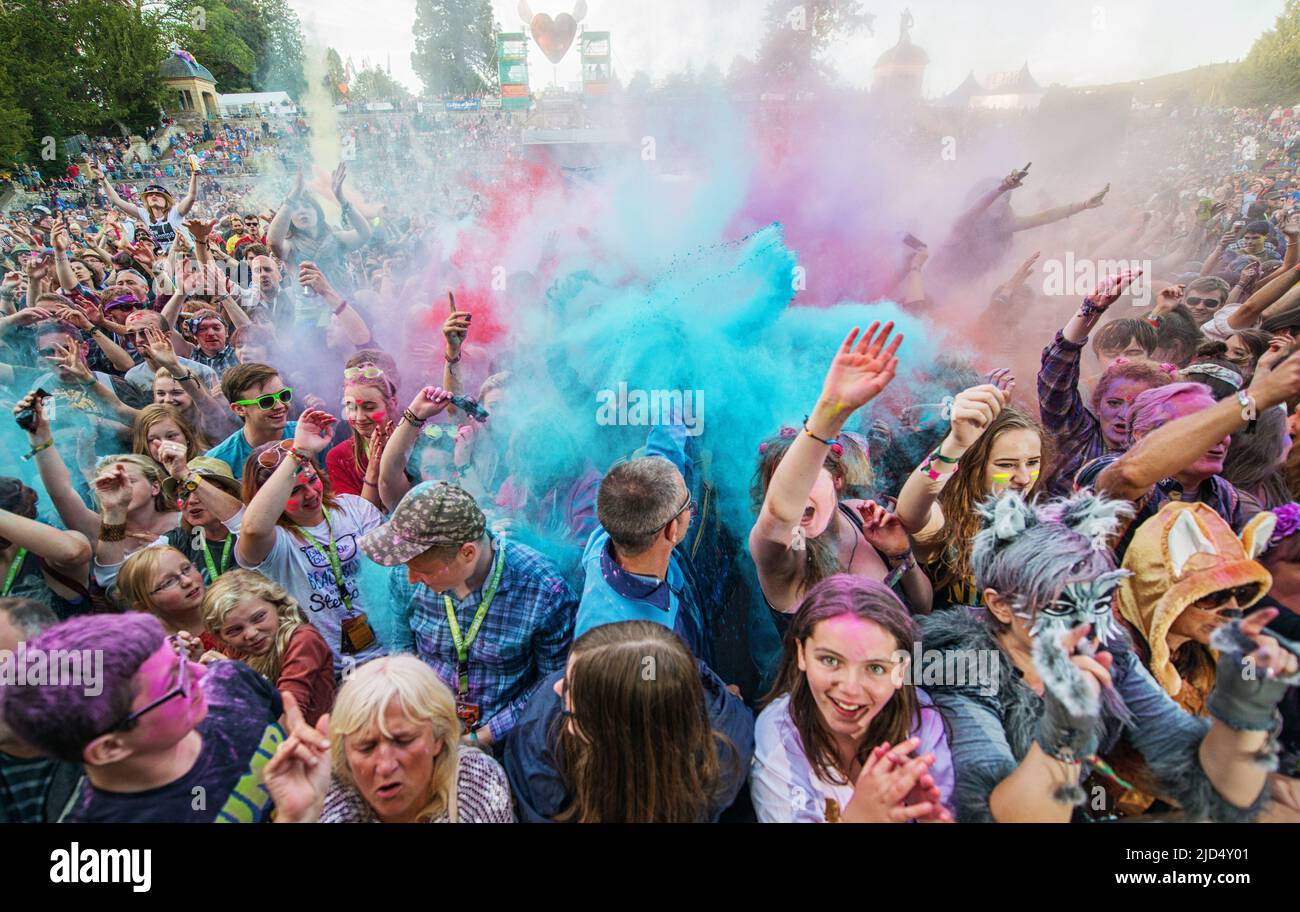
[
  {"x1": 895, "y1": 381, "x2": 1050, "y2": 610},
  {"x1": 325, "y1": 354, "x2": 400, "y2": 505},
  {"x1": 202, "y1": 569, "x2": 335, "y2": 726},
  {"x1": 132, "y1": 404, "x2": 209, "y2": 466},
  {"x1": 751, "y1": 575, "x2": 952, "y2": 823}
]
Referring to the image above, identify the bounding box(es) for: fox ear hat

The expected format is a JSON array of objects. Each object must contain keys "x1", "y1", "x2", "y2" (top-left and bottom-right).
[{"x1": 1116, "y1": 502, "x2": 1274, "y2": 696}]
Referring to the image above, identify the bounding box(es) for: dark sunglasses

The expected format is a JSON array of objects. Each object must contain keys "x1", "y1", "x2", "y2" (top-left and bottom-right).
[
  {"x1": 1185, "y1": 296, "x2": 1221, "y2": 310},
  {"x1": 233, "y1": 387, "x2": 292, "y2": 410},
  {"x1": 1192, "y1": 585, "x2": 1257, "y2": 611}
]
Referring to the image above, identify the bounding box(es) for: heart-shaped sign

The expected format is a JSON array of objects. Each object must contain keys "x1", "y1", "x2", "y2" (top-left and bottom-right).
[{"x1": 531, "y1": 13, "x2": 577, "y2": 64}]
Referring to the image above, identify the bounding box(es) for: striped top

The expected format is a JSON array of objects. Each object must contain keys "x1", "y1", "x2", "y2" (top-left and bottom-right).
[{"x1": 320, "y1": 746, "x2": 515, "y2": 823}]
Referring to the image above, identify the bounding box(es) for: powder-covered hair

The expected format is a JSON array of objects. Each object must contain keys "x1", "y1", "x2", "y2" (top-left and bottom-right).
[
  {"x1": 329, "y1": 655, "x2": 463, "y2": 822},
  {"x1": 1127, "y1": 382, "x2": 1214, "y2": 441},
  {"x1": 971, "y1": 490, "x2": 1133, "y2": 624},
  {"x1": 0, "y1": 613, "x2": 166, "y2": 762},
  {"x1": 1089, "y1": 359, "x2": 1174, "y2": 416}
]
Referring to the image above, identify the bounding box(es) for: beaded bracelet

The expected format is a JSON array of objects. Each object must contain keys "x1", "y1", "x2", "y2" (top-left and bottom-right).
[{"x1": 802, "y1": 417, "x2": 838, "y2": 447}]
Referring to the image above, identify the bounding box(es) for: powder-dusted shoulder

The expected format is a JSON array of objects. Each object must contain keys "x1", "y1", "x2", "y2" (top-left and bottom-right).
[{"x1": 455, "y1": 747, "x2": 516, "y2": 823}]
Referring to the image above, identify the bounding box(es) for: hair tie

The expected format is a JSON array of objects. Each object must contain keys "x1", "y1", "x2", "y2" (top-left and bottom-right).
[
  {"x1": 758, "y1": 442, "x2": 769, "y2": 455},
  {"x1": 830, "y1": 443, "x2": 843, "y2": 457},
  {"x1": 779, "y1": 426, "x2": 797, "y2": 439},
  {"x1": 1160, "y1": 362, "x2": 1177, "y2": 375}
]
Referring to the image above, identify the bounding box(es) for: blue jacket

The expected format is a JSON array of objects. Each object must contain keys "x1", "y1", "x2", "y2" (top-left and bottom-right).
[
  {"x1": 573, "y1": 423, "x2": 712, "y2": 662},
  {"x1": 503, "y1": 663, "x2": 756, "y2": 823}
]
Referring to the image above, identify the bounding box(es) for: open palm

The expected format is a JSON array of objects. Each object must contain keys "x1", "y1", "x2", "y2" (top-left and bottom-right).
[{"x1": 819, "y1": 322, "x2": 903, "y2": 414}]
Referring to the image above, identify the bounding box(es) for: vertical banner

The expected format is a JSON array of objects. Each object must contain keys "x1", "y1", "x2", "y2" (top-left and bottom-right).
[
  {"x1": 497, "y1": 32, "x2": 531, "y2": 111},
  {"x1": 580, "y1": 30, "x2": 611, "y2": 96}
]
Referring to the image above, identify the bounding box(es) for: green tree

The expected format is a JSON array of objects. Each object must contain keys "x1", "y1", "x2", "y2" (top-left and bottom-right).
[
  {"x1": 754, "y1": 0, "x2": 872, "y2": 88},
  {"x1": 350, "y1": 66, "x2": 413, "y2": 106},
  {"x1": 1231, "y1": 0, "x2": 1300, "y2": 106},
  {"x1": 155, "y1": 0, "x2": 305, "y2": 97},
  {"x1": 410, "y1": 0, "x2": 498, "y2": 97},
  {"x1": 0, "y1": 0, "x2": 167, "y2": 166},
  {"x1": 325, "y1": 47, "x2": 347, "y2": 103}
]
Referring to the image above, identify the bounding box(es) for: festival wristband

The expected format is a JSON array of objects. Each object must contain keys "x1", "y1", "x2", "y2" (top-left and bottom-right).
[
  {"x1": 802, "y1": 417, "x2": 838, "y2": 447},
  {"x1": 98, "y1": 521, "x2": 127, "y2": 542},
  {"x1": 401, "y1": 408, "x2": 426, "y2": 427},
  {"x1": 1077, "y1": 297, "x2": 1106, "y2": 321},
  {"x1": 22, "y1": 438, "x2": 53, "y2": 460},
  {"x1": 331, "y1": 299, "x2": 348, "y2": 316}
]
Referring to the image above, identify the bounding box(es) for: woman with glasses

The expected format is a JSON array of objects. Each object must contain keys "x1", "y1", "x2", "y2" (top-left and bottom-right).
[
  {"x1": 235, "y1": 409, "x2": 387, "y2": 675},
  {"x1": 117, "y1": 543, "x2": 223, "y2": 657},
  {"x1": 325, "y1": 352, "x2": 401, "y2": 506},
  {"x1": 264, "y1": 655, "x2": 512, "y2": 823},
  {"x1": 750, "y1": 324, "x2": 933, "y2": 622},
  {"x1": 504, "y1": 620, "x2": 753, "y2": 822}
]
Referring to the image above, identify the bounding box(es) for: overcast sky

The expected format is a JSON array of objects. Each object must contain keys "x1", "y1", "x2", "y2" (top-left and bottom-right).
[{"x1": 287, "y1": 0, "x2": 1283, "y2": 97}]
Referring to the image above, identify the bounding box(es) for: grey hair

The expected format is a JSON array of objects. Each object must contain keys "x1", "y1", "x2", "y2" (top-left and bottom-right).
[
  {"x1": 971, "y1": 491, "x2": 1133, "y2": 621},
  {"x1": 0, "y1": 597, "x2": 58, "y2": 639},
  {"x1": 596, "y1": 456, "x2": 684, "y2": 556}
]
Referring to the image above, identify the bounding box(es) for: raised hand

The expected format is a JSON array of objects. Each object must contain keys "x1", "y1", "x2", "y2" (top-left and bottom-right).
[
  {"x1": 1152, "y1": 283, "x2": 1185, "y2": 317},
  {"x1": 54, "y1": 340, "x2": 93, "y2": 385},
  {"x1": 141, "y1": 326, "x2": 180, "y2": 372},
  {"x1": 298, "y1": 261, "x2": 333, "y2": 297},
  {"x1": 856, "y1": 500, "x2": 910, "y2": 557},
  {"x1": 1083, "y1": 184, "x2": 1110, "y2": 210},
  {"x1": 330, "y1": 163, "x2": 347, "y2": 202},
  {"x1": 408, "y1": 386, "x2": 454, "y2": 422},
  {"x1": 292, "y1": 408, "x2": 338, "y2": 456},
  {"x1": 93, "y1": 463, "x2": 134, "y2": 517},
  {"x1": 156, "y1": 439, "x2": 189, "y2": 478},
  {"x1": 947, "y1": 384, "x2": 1008, "y2": 450},
  {"x1": 261, "y1": 692, "x2": 332, "y2": 824},
  {"x1": 184, "y1": 219, "x2": 217, "y2": 244},
  {"x1": 12, "y1": 390, "x2": 50, "y2": 437},
  {"x1": 443, "y1": 291, "x2": 471, "y2": 360},
  {"x1": 1000, "y1": 165, "x2": 1029, "y2": 192},
  {"x1": 818, "y1": 322, "x2": 904, "y2": 418},
  {"x1": 1087, "y1": 268, "x2": 1142, "y2": 308}
]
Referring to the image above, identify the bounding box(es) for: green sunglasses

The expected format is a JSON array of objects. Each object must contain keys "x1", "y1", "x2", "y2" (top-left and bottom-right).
[{"x1": 233, "y1": 387, "x2": 293, "y2": 410}]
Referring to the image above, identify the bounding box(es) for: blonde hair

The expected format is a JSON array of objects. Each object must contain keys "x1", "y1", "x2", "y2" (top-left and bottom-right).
[
  {"x1": 116, "y1": 544, "x2": 190, "y2": 622},
  {"x1": 329, "y1": 656, "x2": 462, "y2": 823},
  {"x1": 201, "y1": 569, "x2": 304, "y2": 681},
  {"x1": 93, "y1": 453, "x2": 175, "y2": 514}
]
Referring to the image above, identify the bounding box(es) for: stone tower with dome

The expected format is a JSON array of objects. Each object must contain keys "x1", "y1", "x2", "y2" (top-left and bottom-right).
[{"x1": 873, "y1": 9, "x2": 929, "y2": 101}]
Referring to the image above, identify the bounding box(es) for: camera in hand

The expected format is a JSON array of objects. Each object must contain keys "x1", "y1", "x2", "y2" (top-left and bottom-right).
[{"x1": 15, "y1": 388, "x2": 50, "y2": 432}]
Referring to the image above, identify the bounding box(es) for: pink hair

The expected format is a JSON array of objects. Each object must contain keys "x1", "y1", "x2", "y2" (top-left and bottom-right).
[{"x1": 1127, "y1": 381, "x2": 1215, "y2": 441}]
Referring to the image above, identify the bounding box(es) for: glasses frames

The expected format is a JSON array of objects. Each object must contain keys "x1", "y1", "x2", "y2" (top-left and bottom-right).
[
  {"x1": 233, "y1": 387, "x2": 293, "y2": 410},
  {"x1": 150, "y1": 561, "x2": 200, "y2": 595},
  {"x1": 107, "y1": 635, "x2": 192, "y2": 734},
  {"x1": 343, "y1": 364, "x2": 385, "y2": 381}
]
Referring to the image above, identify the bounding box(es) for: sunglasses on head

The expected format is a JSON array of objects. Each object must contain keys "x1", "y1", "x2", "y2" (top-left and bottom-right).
[
  {"x1": 233, "y1": 387, "x2": 292, "y2": 410},
  {"x1": 344, "y1": 364, "x2": 385, "y2": 381}
]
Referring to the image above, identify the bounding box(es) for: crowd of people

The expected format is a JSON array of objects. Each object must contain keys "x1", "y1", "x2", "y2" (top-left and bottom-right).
[{"x1": 1, "y1": 88, "x2": 1300, "y2": 826}]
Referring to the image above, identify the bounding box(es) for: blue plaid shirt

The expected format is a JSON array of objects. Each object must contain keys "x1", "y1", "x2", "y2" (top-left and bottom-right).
[{"x1": 387, "y1": 535, "x2": 577, "y2": 742}]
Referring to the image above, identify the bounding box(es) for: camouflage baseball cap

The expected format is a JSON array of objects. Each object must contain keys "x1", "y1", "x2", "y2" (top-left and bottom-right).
[{"x1": 359, "y1": 481, "x2": 486, "y2": 566}]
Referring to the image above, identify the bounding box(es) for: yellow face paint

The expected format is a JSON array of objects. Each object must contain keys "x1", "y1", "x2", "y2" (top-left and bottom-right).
[
  {"x1": 1030, "y1": 469, "x2": 1040, "y2": 481},
  {"x1": 991, "y1": 472, "x2": 1012, "y2": 484}
]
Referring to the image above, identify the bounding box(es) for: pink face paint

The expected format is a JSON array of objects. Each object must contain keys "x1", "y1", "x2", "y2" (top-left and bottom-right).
[{"x1": 285, "y1": 498, "x2": 300, "y2": 511}]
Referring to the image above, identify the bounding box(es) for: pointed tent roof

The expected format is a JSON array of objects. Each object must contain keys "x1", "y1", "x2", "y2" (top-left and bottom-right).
[
  {"x1": 940, "y1": 71, "x2": 984, "y2": 106},
  {"x1": 983, "y1": 63, "x2": 1043, "y2": 95}
]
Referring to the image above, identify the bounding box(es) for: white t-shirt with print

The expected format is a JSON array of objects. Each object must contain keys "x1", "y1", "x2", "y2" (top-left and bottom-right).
[{"x1": 227, "y1": 494, "x2": 386, "y2": 673}]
